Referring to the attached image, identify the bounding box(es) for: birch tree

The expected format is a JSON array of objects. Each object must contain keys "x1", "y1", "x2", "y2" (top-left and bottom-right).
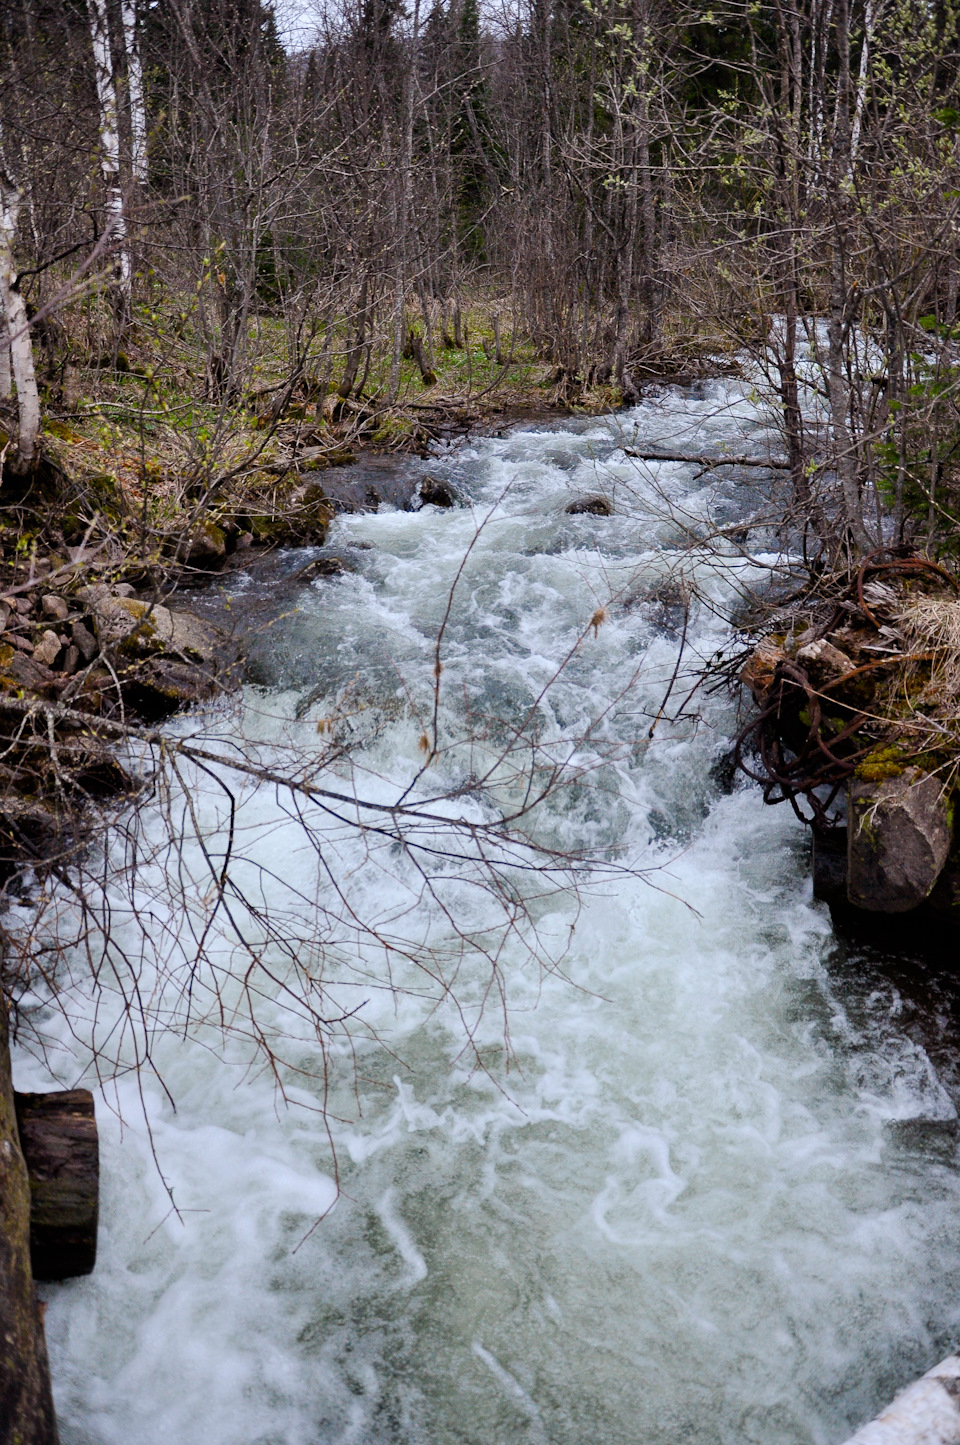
[
  {"x1": 0, "y1": 140, "x2": 40, "y2": 469},
  {"x1": 86, "y1": 0, "x2": 132, "y2": 324},
  {"x1": 121, "y1": 0, "x2": 148, "y2": 185}
]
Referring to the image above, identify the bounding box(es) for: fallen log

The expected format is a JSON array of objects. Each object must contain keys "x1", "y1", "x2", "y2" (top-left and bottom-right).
[
  {"x1": 622, "y1": 448, "x2": 791, "y2": 469},
  {"x1": 14, "y1": 1089, "x2": 98, "y2": 1281},
  {"x1": 0, "y1": 997, "x2": 58, "y2": 1444}
]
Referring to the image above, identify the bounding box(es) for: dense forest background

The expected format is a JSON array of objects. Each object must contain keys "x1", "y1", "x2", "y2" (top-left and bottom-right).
[{"x1": 3, "y1": 0, "x2": 960, "y2": 559}]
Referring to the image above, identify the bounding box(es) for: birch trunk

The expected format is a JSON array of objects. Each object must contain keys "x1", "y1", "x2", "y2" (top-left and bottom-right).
[
  {"x1": 120, "y1": 0, "x2": 148, "y2": 184},
  {"x1": 0, "y1": 297, "x2": 11, "y2": 401},
  {"x1": 849, "y1": 0, "x2": 878, "y2": 169},
  {"x1": 827, "y1": 244, "x2": 872, "y2": 554},
  {"x1": 86, "y1": 0, "x2": 132, "y2": 323},
  {"x1": 0, "y1": 163, "x2": 40, "y2": 466},
  {"x1": 388, "y1": 0, "x2": 419, "y2": 406}
]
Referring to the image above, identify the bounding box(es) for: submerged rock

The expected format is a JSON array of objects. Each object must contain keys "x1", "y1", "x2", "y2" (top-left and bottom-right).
[{"x1": 848, "y1": 768, "x2": 952, "y2": 912}]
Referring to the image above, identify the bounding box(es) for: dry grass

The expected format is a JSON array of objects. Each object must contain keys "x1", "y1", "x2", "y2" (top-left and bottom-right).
[{"x1": 896, "y1": 595, "x2": 960, "y2": 701}]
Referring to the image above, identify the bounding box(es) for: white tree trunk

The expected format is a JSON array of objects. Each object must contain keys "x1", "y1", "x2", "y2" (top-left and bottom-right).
[
  {"x1": 0, "y1": 297, "x2": 11, "y2": 401},
  {"x1": 86, "y1": 0, "x2": 132, "y2": 318},
  {"x1": 849, "y1": 0, "x2": 878, "y2": 169},
  {"x1": 0, "y1": 164, "x2": 40, "y2": 466},
  {"x1": 120, "y1": 0, "x2": 147, "y2": 184},
  {"x1": 842, "y1": 1351, "x2": 960, "y2": 1444}
]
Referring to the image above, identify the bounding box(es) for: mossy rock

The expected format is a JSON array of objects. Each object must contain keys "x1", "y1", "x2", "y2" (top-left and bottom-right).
[
  {"x1": 245, "y1": 477, "x2": 332, "y2": 545},
  {"x1": 185, "y1": 519, "x2": 227, "y2": 565},
  {"x1": 855, "y1": 743, "x2": 912, "y2": 783}
]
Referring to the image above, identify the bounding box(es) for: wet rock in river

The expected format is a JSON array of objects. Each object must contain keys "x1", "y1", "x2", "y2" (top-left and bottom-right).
[
  {"x1": 419, "y1": 476, "x2": 457, "y2": 508},
  {"x1": 566, "y1": 494, "x2": 613, "y2": 516},
  {"x1": 848, "y1": 768, "x2": 952, "y2": 912},
  {"x1": 295, "y1": 555, "x2": 355, "y2": 580},
  {"x1": 812, "y1": 828, "x2": 848, "y2": 905}
]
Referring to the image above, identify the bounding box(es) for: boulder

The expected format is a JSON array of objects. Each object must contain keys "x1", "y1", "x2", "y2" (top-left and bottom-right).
[
  {"x1": 185, "y1": 520, "x2": 227, "y2": 566},
  {"x1": 86, "y1": 593, "x2": 225, "y2": 667},
  {"x1": 566, "y1": 494, "x2": 613, "y2": 516},
  {"x1": 847, "y1": 768, "x2": 953, "y2": 912},
  {"x1": 80, "y1": 591, "x2": 238, "y2": 715},
  {"x1": 419, "y1": 477, "x2": 457, "y2": 508}
]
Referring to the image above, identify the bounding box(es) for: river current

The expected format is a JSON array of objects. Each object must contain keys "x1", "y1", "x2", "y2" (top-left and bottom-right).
[{"x1": 17, "y1": 380, "x2": 960, "y2": 1444}]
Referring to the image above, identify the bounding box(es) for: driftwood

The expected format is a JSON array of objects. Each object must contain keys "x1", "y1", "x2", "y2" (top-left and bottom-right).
[
  {"x1": 15, "y1": 1090, "x2": 98, "y2": 1281},
  {"x1": 842, "y1": 1351, "x2": 960, "y2": 1443},
  {"x1": 0, "y1": 998, "x2": 58, "y2": 1444},
  {"x1": 622, "y1": 448, "x2": 791, "y2": 469}
]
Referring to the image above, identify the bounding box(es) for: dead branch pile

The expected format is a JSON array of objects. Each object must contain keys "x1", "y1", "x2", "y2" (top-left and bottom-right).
[{"x1": 735, "y1": 549, "x2": 960, "y2": 827}]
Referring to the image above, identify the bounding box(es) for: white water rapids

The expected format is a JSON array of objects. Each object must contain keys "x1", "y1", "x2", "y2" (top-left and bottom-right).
[{"x1": 15, "y1": 381, "x2": 960, "y2": 1444}]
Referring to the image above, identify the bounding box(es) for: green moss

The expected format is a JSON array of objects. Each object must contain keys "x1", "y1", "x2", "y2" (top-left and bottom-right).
[
  {"x1": 44, "y1": 420, "x2": 84, "y2": 442},
  {"x1": 855, "y1": 743, "x2": 912, "y2": 782}
]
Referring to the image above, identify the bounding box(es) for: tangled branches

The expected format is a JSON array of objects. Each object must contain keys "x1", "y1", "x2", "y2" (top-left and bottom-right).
[{"x1": 734, "y1": 550, "x2": 960, "y2": 828}]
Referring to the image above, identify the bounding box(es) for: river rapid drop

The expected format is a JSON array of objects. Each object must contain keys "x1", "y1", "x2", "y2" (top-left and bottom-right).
[{"x1": 18, "y1": 382, "x2": 960, "y2": 1445}]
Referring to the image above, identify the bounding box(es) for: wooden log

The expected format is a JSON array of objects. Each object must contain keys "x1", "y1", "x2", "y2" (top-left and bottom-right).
[
  {"x1": 0, "y1": 996, "x2": 58, "y2": 1444},
  {"x1": 14, "y1": 1090, "x2": 98, "y2": 1281}
]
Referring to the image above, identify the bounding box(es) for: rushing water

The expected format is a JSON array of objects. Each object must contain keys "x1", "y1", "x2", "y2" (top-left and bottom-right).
[{"x1": 17, "y1": 382, "x2": 960, "y2": 1445}]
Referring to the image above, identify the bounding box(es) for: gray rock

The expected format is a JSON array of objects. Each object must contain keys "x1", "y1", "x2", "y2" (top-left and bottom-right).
[
  {"x1": 70, "y1": 620, "x2": 98, "y2": 661},
  {"x1": 41, "y1": 595, "x2": 69, "y2": 621},
  {"x1": 847, "y1": 769, "x2": 953, "y2": 913},
  {"x1": 566, "y1": 494, "x2": 613, "y2": 516},
  {"x1": 33, "y1": 631, "x2": 61, "y2": 667},
  {"x1": 87, "y1": 594, "x2": 223, "y2": 663},
  {"x1": 185, "y1": 521, "x2": 227, "y2": 566}
]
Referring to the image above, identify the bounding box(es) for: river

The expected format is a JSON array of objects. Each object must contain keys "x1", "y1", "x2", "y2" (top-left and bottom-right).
[{"x1": 16, "y1": 379, "x2": 960, "y2": 1444}]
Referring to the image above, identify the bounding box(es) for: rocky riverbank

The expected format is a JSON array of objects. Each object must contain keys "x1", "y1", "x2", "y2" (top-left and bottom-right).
[{"x1": 738, "y1": 549, "x2": 960, "y2": 921}]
